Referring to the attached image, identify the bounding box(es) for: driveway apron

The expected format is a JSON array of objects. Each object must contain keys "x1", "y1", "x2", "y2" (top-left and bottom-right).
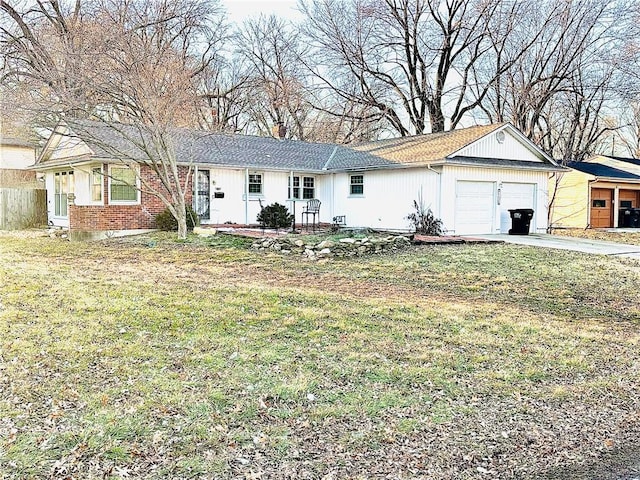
[{"x1": 469, "y1": 234, "x2": 640, "y2": 259}]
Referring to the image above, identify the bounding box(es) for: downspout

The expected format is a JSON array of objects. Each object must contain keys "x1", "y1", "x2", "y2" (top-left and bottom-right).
[
  {"x1": 244, "y1": 168, "x2": 249, "y2": 226},
  {"x1": 613, "y1": 185, "x2": 620, "y2": 228},
  {"x1": 289, "y1": 170, "x2": 296, "y2": 230},
  {"x1": 331, "y1": 173, "x2": 335, "y2": 221},
  {"x1": 586, "y1": 179, "x2": 595, "y2": 229},
  {"x1": 427, "y1": 164, "x2": 442, "y2": 219}
]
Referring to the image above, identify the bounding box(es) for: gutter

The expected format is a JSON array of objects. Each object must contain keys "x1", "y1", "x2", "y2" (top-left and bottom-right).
[
  {"x1": 28, "y1": 154, "x2": 94, "y2": 170},
  {"x1": 427, "y1": 164, "x2": 442, "y2": 218},
  {"x1": 592, "y1": 176, "x2": 640, "y2": 184},
  {"x1": 444, "y1": 159, "x2": 566, "y2": 172}
]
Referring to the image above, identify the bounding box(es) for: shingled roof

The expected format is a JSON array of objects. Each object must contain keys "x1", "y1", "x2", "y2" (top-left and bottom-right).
[
  {"x1": 0, "y1": 121, "x2": 39, "y2": 148},
  {"x1": 41, "y1": 121, "x2": 395, "y2": 172},
  {"x1": 350, "y1": 124, "x2": 504, "y2": 165},
  {"x1": 568, "y1": 161, "x2": 640, "y2": 180},
  {"x1": 39, "y1": 120, "x2": 554, "y2": 172}
]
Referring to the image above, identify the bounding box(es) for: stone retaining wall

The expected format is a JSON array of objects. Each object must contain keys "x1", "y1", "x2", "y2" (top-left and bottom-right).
[{"x1": 252, "y1": 235, "x2": 412, "y2": 259}]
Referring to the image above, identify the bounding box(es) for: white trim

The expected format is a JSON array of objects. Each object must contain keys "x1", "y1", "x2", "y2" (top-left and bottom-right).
[
  {"x1": 247, "y1": 171, "x2": 264, "y2": 196},
  {"x1": 89, "y1": 165, "x2": 104, "y2": 205},
  {"x1": 108, "y1": 164, "x2": 140, "y2": 205},
  {"x1": 349, "y1": 173, "x2": 365, "y2": 197}
]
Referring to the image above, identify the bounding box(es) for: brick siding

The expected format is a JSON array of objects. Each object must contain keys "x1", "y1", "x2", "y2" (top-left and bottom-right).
[{"x1": 70, "y1": 164, "x2": 193, "y2": 231}]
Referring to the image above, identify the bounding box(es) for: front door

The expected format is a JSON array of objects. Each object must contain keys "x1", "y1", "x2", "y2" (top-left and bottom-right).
[
  {"x1": 590, "y1": 188, "x2": 613, "y2": 228},
  {"x1": 195, "y1": 170, "x2": 210, "y2": 221}
]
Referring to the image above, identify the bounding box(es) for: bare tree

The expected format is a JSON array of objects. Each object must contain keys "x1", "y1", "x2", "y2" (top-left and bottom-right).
[
  {"x1": 299, "y1": 0, "x2": 506, "y2": 135},
  {"x1": 198, "y1": 58, "x2": 252, "y2": 133},
  {"x1": 233, "y1": 14, "x2": 312, "y2": 139},
  {"x1": 476, "y1": 0, "x2": 629, "y2": 161},
  {"x1": 1, "y1": 0, "x2": 227, "y2": 238}
]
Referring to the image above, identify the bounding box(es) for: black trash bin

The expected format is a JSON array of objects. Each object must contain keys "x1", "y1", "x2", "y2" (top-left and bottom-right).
[
  {"x1": 508, "y1": 208, "x2": 534, "y2": 235},
  {"x1": 630, "y1": 208, "x2": 640, "y2": 228},
  {"x1": 619, "y1": 208, "x2": 633, "y2": 227}
]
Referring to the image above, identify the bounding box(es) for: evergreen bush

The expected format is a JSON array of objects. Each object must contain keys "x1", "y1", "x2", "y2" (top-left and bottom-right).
[
  {"x1": 155, "y1": 205, "x2": 200, "y2": 231},
  {"x1": 257, "y1": 202, "x2": 294, "y2": 230}
]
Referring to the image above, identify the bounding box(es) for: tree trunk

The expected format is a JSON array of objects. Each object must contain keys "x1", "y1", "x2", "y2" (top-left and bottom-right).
[{"x1": 173, "y1": 199, "x2": 188, "y2": 240}]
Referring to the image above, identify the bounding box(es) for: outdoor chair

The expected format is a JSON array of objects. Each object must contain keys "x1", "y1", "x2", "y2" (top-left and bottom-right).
[{"x1": 302, "y1": 199, "x2": 321, "y2": 230}]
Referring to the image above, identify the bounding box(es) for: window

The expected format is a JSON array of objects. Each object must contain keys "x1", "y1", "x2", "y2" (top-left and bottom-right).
[
  {"x1": 91, "y1": 167, "x2": 103, "y2": 202},
  {"x1": 288, "y1": 176, "x2": 315, "y2": 199},
  {"x1": 110, "y1": 166, "x2": 138, "y2": 202},
  {"x1": 288, "y1": 176, "x2": 300, "y2": 199},
  {"x1": 248, "y1": 173, "x2": 263, "y2": 195},
  {"x1": 592, "y1": 199, "x2": 606, "y2": 208},
  {"x1": 621, "y1": 200, "x2": 633, "y2": 208},
  {"x1": 303, "y1": 177, "x2": 315, "y2": 199},
  {"x1": 350, "y1": 174, "x2": 364, "y2": 195},
  {"x1": 54, "y1": 171, "x2": 74, "y2": 217}
]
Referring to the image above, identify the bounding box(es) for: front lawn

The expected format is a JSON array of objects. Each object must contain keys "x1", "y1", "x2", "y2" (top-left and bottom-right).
[{"x1": 1, "y1": 232, "x2": 639, "y2": 479}]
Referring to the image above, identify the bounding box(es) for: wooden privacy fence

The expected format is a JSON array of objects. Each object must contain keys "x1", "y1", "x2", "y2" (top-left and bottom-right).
[{"x1": 0, "y1": 188, "x2": 47, "y2": 230}]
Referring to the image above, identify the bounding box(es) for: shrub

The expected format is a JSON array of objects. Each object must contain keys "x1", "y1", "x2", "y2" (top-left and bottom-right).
[
  {"x1": 155, "y1": 205, "x2": 200, "y2": 231},
  {"x1": 257, "y1": 202, "x2": 294, "y2": 230},
  {"x1": 406, "y1": 199, "x2": 444, "y2": 235}
]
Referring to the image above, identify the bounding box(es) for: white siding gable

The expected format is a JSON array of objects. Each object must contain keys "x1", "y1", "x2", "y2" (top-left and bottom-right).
[
  {"x1": 48, "y1": 134, "x2": 93, "y2": 160},
  {"x1": 453, "y1": 128, "x2": 544, "y2": 163}
]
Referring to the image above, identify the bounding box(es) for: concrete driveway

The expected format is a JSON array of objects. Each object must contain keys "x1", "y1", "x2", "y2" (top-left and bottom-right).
[{"x1": 470, "y1": 234, "x2": 640, "y2": 259}]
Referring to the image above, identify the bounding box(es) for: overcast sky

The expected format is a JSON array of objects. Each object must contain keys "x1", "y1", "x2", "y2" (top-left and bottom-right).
[{"x1": 222, "y1": 0, "x2": 301, "y2": 23}]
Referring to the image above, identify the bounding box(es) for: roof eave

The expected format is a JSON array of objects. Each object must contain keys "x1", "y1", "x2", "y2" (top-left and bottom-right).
[
  {"x1": 444, "y1": 158, "x2": 566, "y2": 172},
  {"x1": 592, "y1": 176, "x2": 640, "y2": 184},
  {"x1": 33, "y1": 154, "x2": 95, "y2": 170}
]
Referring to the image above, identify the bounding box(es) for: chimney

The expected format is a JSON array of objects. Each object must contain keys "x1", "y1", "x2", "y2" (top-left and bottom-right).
[{"x1": 272, "y1": 123, "x2": 287, "y2": 140}]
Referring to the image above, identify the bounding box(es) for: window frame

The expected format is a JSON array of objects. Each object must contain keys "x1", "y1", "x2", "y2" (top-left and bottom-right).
[
  {"x1": 109, "y1": 165, "x2": 140, "y2": 204},
  {"x1": 53, "y1": 170, "x2": 74, "y2": 217},
  {"x1": 349, "y1": 174, "x2": 364, "y2": 196},
  {"x1": 248, "y1": 172, "x2": 263, "y2": 196},
  {"x1": 288, "y1": 175, "x2": 315, "y2": 200},
  {"x1": 90, "y1": 166, "x2": 104, "y2": 203}
]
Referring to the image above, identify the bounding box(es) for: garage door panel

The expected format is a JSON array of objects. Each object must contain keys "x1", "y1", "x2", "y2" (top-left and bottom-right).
[
  {"x1": 590, "y1": 188, "x2": 613, "y2": 228},
  {"x1": 500, "y1": 183, "x2": 536, "y2": 233},
  {"x1": 455, "y1": 181, "x2": 495, "y2": 235}
]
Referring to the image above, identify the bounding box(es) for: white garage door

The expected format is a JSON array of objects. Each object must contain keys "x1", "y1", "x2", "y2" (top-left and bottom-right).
[
  {"x1": 500, "y1": 183, "x2": 536, "y2": 233},
  {"x1": 455, "y1": 181, "x2": 496, "y2": 234}
]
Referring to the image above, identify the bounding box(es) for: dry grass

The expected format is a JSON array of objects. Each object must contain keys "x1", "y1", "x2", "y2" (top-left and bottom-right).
[
  {"x1": 1, "y1": 232, "x2": 639, "y2": 479},
  {"x1": 552, "y1": 228, "x2": 640, "y2": 246}
]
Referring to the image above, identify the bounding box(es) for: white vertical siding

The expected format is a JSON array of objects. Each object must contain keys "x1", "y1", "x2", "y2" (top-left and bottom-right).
[
  {"x1": 440, "y1": 166, "x2": 550, "y2": 234},
  {"x1": 456, "y1": 130, "x2": 543, "y2": 162},
  {"x1": 205, "y1": 168, "x2": 331, "y2": 226},
  {"x1": 332, "y1": 167, "x2": 440, "y2": 230},
  {"x1": 73, "y1": 168, "x2": 91, "y2": 205},
  {"x1": 208, "y1": 168, "x2": 248, "y2": 224}
]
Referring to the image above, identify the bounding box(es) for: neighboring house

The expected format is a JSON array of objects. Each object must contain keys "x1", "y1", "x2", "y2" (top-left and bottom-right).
[
  {"x1": 0, "y1": 128, "x2": 46, "y2": 229},
  {"x1": 35, "y1": 121, "x2": 560, "y2": 238},
  {"x1": 550, "y1": 155, "x2": 640, "y2": 229},
  {"x1": 0, "y1": 134, "x2": 39, "y2": 187}
]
